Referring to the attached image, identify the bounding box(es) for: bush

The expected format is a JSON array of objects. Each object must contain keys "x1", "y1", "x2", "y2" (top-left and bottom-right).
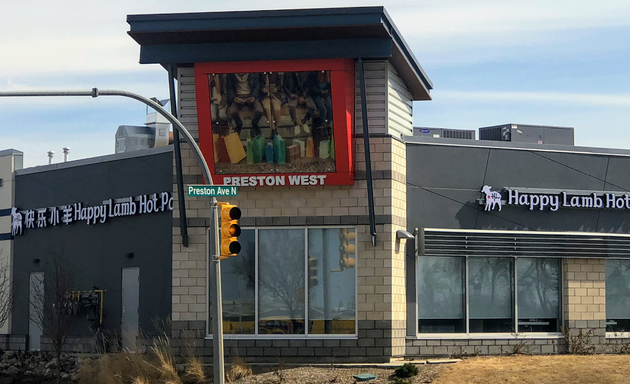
[
  {"x1": 394, "y1": 363, "x2": 419, "y2": 378},
  {"x1": 562, "y1": 328, "x2": 596, "y2": 355}
]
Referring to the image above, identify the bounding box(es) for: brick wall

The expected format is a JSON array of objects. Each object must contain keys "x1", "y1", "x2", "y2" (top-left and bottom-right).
[
  {"x1": 406, "y1": 337, "x2": 562, "y2": 356},
  {"x1": 563, "y1": 258, "x2": 607, "y2": 351}
]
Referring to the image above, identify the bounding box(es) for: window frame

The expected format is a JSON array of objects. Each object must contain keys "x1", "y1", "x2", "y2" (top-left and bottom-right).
[
  {"x1": 206, "y1": 226, "x2": 358, "y2": 339},
  {"x1": 414, "y1": 255, "x2": 563, "y2": 339},
  {"x1": 604, "y1": 258, "x2": 630, "y2": 338}
]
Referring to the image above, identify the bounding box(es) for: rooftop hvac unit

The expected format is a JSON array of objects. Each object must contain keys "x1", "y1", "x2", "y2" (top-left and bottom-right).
[
  {"x1": 413, "y1": 127, "x2": 475, "y2": 140},
  {"x1": 115, "y1": 126, "x2": 155, "y2": 154},
  {"x1": 115, "y1": 98, "x2": 173, "y2": 154},
  {"x1": 146, "y1": 99, "x2": 171, "y2": 148},
  {"x1": 479, "y1": 124, "x2": 574, "y2": 145}
]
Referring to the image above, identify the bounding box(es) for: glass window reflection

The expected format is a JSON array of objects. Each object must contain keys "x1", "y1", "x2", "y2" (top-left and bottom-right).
[
  {"x1": 417, "y1": 257, "x2": 465, "y2": 333},
  {"x1": 308, "y1": 228, "x2": 356, "y2": 335},
  {"x1": 221, "y1": 229, "x2": 256, "y2": 334},
  {"x1": 258, "y1": 229, "x2": 305, "y2": 335},
  {"x1": 517, "y1": 258, "x2": 560, "y2": 332},
  {"x1": 469, "y1": 258, "x2": 514, "y2": 333},
  {"x1": 606, "y1": 260, "x2": 630, "y2": 332}
]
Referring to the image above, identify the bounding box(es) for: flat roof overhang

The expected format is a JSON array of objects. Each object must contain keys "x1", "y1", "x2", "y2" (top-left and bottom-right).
[{"x1": 127, "y1": 6, "x2": 432, "y2": 100}]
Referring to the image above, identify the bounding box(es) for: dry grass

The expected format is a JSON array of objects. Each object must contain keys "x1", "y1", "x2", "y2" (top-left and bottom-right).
[
  {"x1": 184, "y1": 356, "x2": 207, "y2": 384},
  {"x1": 78, "y1": 336, "x2": 185, "y2": 384},
  {"x1": 151, "y1": 336, "x2": 180, "y2": 383},
  {"x1": 432, "y1": 355, "x2": 630, "y2": 384},
  {"x1": 78, "y1": 352, "x2": 160, "y2": 384},
  {"x1": 226, "y1": 358, "x2": 253, "y2": 383}
]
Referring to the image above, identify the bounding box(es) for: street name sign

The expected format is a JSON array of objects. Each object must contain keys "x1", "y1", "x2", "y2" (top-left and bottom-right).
[{"x1": 187, "y1": 185, "x2": 238, "y2": 197}]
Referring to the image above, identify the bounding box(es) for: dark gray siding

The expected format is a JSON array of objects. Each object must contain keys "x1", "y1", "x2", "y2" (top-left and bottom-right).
[
  {"x1": 406, "y1": 142, "x2": 630, "y2": 233},
  {"x1": 12, "y1": 150, "x2": 172, "y2": 338}
]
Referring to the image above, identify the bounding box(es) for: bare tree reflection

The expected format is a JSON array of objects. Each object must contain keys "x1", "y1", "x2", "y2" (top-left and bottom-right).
[
  {"x1": 518, "y1": 259, "x2": 559, "y2": 316},
  {"x1": 469, "y1": 258, "x2": 513, "y2": 332},
  {"x1": 258, "y1": 229, "x2": 305, "y2": 334}
]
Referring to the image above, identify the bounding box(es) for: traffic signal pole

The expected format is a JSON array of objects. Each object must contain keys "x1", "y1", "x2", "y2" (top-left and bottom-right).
[
  {"x1": 210, "y1": 203, "x2": 225, "y2": 384},
  {"x1": 0, "y1": 88, "x2": 226, "y2": 384}
]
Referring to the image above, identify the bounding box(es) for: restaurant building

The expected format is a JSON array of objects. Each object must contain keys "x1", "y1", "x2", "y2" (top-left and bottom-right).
[
  {"x1": 2, "y1": 6, "x2": 630, "y2": 362},
  {"x1": 127, "y1": 6, "x2": 630, "y2": 361}
]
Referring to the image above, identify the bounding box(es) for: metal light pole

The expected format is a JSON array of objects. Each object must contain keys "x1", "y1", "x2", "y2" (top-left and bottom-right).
[{"x1": 0, "y1": 88, "x2": 226, "y2": 384}]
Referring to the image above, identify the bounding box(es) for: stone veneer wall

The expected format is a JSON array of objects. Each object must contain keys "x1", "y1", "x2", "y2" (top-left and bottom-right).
[
  {"x1": 563, "y1": 258, "x2": 607, "y2": 352},
  {"x1": 170, "y1": 62, "x2": 409, "y2": 362}
]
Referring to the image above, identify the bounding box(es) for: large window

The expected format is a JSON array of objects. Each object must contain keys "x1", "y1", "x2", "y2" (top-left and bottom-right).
[
  {"x1": 212, "y1": 227, "x2": 357, "y2": 337},
  {"x1": 417, "y1": 257, "x2": 560, "y2": 334},
  {"x1": 206, "y1": 71, "x2": 336, "y2": 175},
  {"x1": 195, "y1": 59, "x2": 356, "y2": 187},
  {"x1": 606, "y1": 260, "x2": 630, "y2": 332}
]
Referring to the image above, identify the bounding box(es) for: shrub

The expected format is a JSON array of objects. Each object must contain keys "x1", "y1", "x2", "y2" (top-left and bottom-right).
[
  {"x1": 394, "y1": 363, "x2": 419, "y2": 378},
  {"x1": 562, "y1": 328, "x2": 595, "y2": 355}
]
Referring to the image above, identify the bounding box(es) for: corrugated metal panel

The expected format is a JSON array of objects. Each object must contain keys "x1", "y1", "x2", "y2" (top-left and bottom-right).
[
  {"x1": 421, "y1": 228, "x2": 630, "y2": 259},
  {"x1": 355, "y1": 60, "x2": 387, "y2": 135},
  {"x1": 177, "y1": 68, "x2": 199, "y2": 139},
  {"x1": 387, "y1": 63, "x2": 413, "y2": 138}
]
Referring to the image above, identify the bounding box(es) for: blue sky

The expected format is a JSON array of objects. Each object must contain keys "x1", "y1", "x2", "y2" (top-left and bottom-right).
[{"x1": 1, "y1": 0, "x2": 629, "y2": 167}]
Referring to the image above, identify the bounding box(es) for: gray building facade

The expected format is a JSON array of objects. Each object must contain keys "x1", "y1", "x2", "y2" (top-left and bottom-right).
[
  {"x1": 9, "y1": 146, "x2": 173, "y2": 351},
  {"x1": 405, "y1": 137, "x2": 630, "y2": 356}
]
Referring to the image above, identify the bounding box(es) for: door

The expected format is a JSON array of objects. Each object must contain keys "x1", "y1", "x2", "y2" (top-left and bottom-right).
[
  {"x1": 28, "y1": 272, "x2": 44, "y2": 351},
  {"x1": 121, "y1": 267, "x2": 140, "y2": 351}
]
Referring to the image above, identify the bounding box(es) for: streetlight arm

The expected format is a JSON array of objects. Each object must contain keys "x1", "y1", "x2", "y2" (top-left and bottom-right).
[
  {"x1": 0, "y1": 88, "x2": 214, "y2": 186},
  {"x1": 0, "y1": 87, "x2": 225, "y2": 383}
]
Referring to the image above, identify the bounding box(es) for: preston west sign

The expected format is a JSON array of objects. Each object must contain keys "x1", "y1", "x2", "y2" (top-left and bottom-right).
[
  {"x1": 11, "y1": 191, "x2": 173, "y2": 237},
  {"x1": 480, "y1": 185, "x2": 630, "y2": 212}
]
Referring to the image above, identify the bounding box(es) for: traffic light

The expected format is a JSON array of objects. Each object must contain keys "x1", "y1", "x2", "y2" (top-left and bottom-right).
[
  {"x1": 339, "y1": 228, "x2": 356, "y2": 270},
  {"x1": 308, "y1": 256, "x2": 319, "y2": 288},
  {"x1": 217, "y1": 202, "x2": 241, "y2": 259}
]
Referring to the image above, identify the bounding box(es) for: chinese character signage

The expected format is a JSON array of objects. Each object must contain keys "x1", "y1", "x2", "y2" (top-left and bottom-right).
[
  {"x1": 11, "y1": 191, "x2": 173, "y2": 237},
  {"x1": 195, "y1": 59, "x2": 355, "y2": 186}
]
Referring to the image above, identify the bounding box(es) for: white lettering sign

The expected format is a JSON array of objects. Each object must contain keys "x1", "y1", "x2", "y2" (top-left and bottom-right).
[
  {"x1": 482, "y1": 186, "x2": 630, "y2": 212},
  {"x1": 10, "y1": 191, "x2": 173, "y2": 237},
  {"x1": 222, "y1": 174, "x2": 328, "y2": 187}
]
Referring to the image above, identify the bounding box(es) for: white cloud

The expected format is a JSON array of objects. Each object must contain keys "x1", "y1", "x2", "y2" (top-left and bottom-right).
[
  {"x1": 391, "y1": 0, "x2": 630, "y2": 38},
  {"x1": 436, "y1": 90, "x2": 630, "y2": 107},
  {"x1": 2, "y1": 0, "x2": 630, "y2": 162},
  {"x1": 2, "y1": 0, "x2": 628, "y2": 76}
]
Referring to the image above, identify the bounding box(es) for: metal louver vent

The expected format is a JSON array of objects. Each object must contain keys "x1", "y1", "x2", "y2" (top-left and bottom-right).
[
  {"x1": 421, "y1": 228, "x2": 630, "y2": 259},
  {"x1": 442, "y1": 129, "x2": 475, "y2": 140}
]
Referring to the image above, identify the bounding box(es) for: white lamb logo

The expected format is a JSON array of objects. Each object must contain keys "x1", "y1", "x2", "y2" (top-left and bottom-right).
[
  {"x1": 481, "y1": 185, "x2": 502, "y2": 211},
  {"x1": 11, "y1": 207, "x2": 23, "y2": 236}
]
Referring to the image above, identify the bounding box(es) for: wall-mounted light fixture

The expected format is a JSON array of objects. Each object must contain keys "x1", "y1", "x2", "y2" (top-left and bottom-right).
[
  {"x1": 396, "y1": 230, "x2": 415, "y2": 240},
  {"x1": 33, "y1": 258, "x2": 40, "y2": 264},
  {"x1": 125, "y1": 252, "x2": 134, "y2": 259}
]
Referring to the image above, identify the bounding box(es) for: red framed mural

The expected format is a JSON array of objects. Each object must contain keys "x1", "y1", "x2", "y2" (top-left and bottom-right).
[{"x1": 194, "y1": 59, "x2": 355, "y2": 186}]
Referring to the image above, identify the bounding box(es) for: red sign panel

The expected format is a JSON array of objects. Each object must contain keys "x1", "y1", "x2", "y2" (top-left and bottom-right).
[{"x1": 194, "y1": 59, "x2": 355, "y2": 186}]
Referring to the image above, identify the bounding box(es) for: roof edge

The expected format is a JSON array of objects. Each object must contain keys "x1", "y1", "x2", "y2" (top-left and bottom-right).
[
  {"x1": 127, "y1": 6, "x2": 385, "y2": 22},
  {"x1": 16, "y1": 145, "x2": 173, "y2": 176}
]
